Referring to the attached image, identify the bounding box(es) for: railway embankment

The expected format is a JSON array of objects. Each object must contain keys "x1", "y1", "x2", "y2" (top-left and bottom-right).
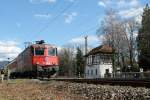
[
  {"x1": 51, "y1": 81, "x2": 150, "y2": 100},
  {"x1": 0, "y1": 79, "x2": 150, "y2": 100}
]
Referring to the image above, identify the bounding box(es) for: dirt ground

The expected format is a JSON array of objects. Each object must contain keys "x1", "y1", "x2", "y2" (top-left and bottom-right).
[{"x1": 0, "y1": 79, "x2": 85, "y2": 100}]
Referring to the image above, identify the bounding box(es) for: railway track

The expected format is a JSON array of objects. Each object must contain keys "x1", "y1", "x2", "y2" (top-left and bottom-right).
[{"x1": 42, "y1": 78, "x2": 150, "y2": 88}]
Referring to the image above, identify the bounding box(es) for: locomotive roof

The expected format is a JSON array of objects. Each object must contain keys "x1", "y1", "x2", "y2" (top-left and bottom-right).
[{"x1": 31, "y1": 44, "x2": 55, "y2": 48}]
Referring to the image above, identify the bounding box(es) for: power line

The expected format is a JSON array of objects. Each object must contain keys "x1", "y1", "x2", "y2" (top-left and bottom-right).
[
  {"x1": 25, "y1": 0, "x2": 100, "y2": 46},
  {"x1": 23, "y1": 1, "x2": 77, "y2": 46},
  {"x1": 69, "y1": 12, "x2": 101, "y2": 39},
  {"x1": 72, "y1": 24, "x2": 99, "y2": 39},
  {"x1": 33, "y1": 1, "x2": 77, "y2": 39},
  {"x1": 82, "y1": 25, "x2": 98, "y2": 34}
]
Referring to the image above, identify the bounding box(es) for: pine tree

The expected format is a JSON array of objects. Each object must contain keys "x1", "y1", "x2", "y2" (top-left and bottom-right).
[
  {"x1": 76, "y1": 47, "x2": 84, "y2": 77},
  {"x1": 138, "y1": 4, "x2": 150, "y2": 71}
]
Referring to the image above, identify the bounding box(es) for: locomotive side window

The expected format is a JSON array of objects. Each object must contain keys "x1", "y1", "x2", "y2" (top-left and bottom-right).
[
  {"x1": 35, "y1": 48, "x2": 44, "y2": 55},
  {"x1": 48, "y1": 48, "x2": 55, "y2": 56}
]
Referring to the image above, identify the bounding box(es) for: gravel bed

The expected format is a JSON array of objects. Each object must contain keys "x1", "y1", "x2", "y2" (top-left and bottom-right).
[
  {"x1": 0, "y1": 79, "x2": 150, "y2": 100},
  {"x1": 49, "y1": 81, "x2": 150, "y2": 100}
]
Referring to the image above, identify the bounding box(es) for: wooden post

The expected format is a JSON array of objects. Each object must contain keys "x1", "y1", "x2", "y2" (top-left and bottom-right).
[
  {"x1": 0, "y1": 70, "x2": 4, "y2": 83},
  {"x1": 1, "y1": 74, "x2": 4, "y2": 83}
]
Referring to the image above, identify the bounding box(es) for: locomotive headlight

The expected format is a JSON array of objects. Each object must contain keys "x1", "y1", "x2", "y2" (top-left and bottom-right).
[{"x1": 37, "y1": 62, "x2": 39, "y2": 64}]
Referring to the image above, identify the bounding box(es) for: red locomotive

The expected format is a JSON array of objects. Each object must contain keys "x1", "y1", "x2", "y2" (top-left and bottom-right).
[{"x1": 7, "y1": 40, "x2": 59, "y2": 78}]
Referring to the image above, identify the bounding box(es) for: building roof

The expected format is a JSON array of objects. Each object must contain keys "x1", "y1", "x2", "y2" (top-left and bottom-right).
[{"x1": 85, "y1": 45, "x2": 114, "y2": 57}]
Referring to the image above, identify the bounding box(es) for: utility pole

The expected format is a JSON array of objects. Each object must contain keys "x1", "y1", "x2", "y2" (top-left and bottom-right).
[
  {"x1": 7, "y1": 58, "x2": 10, "y2": 81},
  {"x1": 84, "y1": 35, "x2": 88, "y2": 78},
  {"x1": 84, "y1": 36, "x2": 88, "y2": 55}
]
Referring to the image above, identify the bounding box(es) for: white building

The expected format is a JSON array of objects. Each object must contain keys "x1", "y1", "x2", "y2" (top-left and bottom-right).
[{"x1": 85, "y1": 45, "x2": 113, "y2": 78}]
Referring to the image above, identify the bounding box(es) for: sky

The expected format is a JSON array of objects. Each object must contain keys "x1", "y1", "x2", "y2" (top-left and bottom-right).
[{"x1": 0, "y1": 0, "x2": 149, "y2": 61}]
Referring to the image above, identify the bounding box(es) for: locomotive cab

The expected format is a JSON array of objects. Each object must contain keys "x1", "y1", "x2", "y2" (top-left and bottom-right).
[{"x1": 32, "y1": 44, "x2": 59, "y2": 77}]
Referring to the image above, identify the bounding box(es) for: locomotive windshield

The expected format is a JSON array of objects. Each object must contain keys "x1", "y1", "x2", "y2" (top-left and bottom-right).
[
  {"x1": 48, "y1": 48, "x2": 55, "y2": 56},
  {"x1": 35, "y1": 48, "x2": 44, "y2": 55}
]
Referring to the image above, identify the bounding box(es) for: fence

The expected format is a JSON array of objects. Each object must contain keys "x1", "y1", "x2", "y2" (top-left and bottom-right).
[
  {"x1": 83, "y1": 71, "x2": 150, "y2": 79},
  {"x1": 106, "y1": 72, "x2": 150, "y2": 79}
]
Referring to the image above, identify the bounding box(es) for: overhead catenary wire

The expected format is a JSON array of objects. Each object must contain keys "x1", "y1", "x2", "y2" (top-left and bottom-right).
[
  {"x1": 69, "y1": 24, "x2": 99, "y2": 41},
  {"x1": 7, "y1": 0, "x2": 77, "y2": 58},
  {"x1": 33, "y1": 1, "x2": 77, "y2": 39},
  {"x1": 82, "y1": 25, "x2": 99, "y2": 34},
  {"x1": 67, "y1": 11, "x2": 101, "y2": 42},
  {"x1": 24, "y1": 0, "x2": 99, "y2": 47},
  {"x1": 28, "y1": 0, "x2": 100, "y2": 43},
  {"x1": 22, "y1": 0, "x2": 78, "y2": 48}
]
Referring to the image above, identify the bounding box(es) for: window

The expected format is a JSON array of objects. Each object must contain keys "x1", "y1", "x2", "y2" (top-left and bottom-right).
[
  {"x1": 87, "y1": 70, "x2": 89, "y2": 75},
  {"x1": 92, "y1": 55, "x2": 95, "y2": 64},
  {"x1": 101, "y1": 54, "x2": 112, "y2": 64},
  {"x1": 35, "y1": 48, "x2": 44, "y2": 55},
  {"x1": 93, "y1": 54, "x2": 100, "y2": 64},
  {"x1": 93, "y1": 55, "x2": 96, "y2": 64},
  {"x1": 95, "y1": 55, "x2": 99, "y2": 64},
  {"x1": 87, "y1": 56, "x2": 92, "y2": 65},
  {"x1": 31, "y1": 47, "x2": 34, "y2": 55},
  {"x1": 91, "y1": 70, "x2": 93, "y2": 75},
  {"x1": 48, "y1": 48, "x2": 55, "y2": 56},
  {"x1": 90, "y1": 56, "x2": 92, "y2": 64},
  {"x1": 95, "y1": 69, "x2": 97, "y2": 75}
]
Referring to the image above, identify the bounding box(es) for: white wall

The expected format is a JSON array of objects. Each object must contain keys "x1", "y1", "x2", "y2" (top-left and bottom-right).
[
  {"x1": 99, "y1": 64, "x2": 112, "y2": 78},
  {"x1": 85, "y1": 65, "x2": 100, "y2": 79},
  {"x1": 85, "y1": 64, "x2": 112, "y2": 79}
]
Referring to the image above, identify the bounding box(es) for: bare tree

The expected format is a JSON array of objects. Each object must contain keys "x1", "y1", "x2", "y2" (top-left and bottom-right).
[
  {"x1": 97, "y1": 8, "x2": 140, "y2": 72},
  {"x1": 97, "y1": 9, "x2": 129, "y2": 73},
  {"x1": 124, "y1": 19, "x2": 139, "y2": 71}
]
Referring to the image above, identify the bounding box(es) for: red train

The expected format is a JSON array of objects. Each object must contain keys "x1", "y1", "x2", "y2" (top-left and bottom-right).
[{"x1": 7, "y1": 40, "x2": 59, "y2": 78}]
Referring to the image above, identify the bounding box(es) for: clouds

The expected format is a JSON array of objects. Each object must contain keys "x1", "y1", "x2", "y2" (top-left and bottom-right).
[
  {"x1": 98, "y1": 1, "x2": 106, "y2": 7},
  {"x1": 118, "y1": 7, "x2": 143, "y2": 18},
  {"x1": 0, "y1": 41, "x2": 22, "y2": 61},
  {"x1": 30, "y1": 0, "x2": 78, "y2": 23},
  {"x1": 128, "y1": 0, "x2": 140, "y2": 7},
  {"x1": 34, "y1": 13, "x2": 51, "y2": 19},
  {"x1": 117, "y1": 0, "x2": 143, "y2": 23},
  {"x1": 64, "y1": 12, "x2": 78, "y2": 24},
  {"x1": 98, "y1": 0, "x2": 143, "y2": 23},
  {"x1": 33, "y1": 12, "x2": 78, "y2": 23},
  {"x1": 68, "y1": 35, "x2": 102, "y2": 46},
  {"x1": 30, "y1": 0, "x2": 56, "y2": 4},
  {"x1": 118, "y1": 7, "x2": 143, "y2": 22},
  {"x1": 98, "y1": 0, "x2": 140, "y2": 9},
  {"x1": 30, "y1": 0, "x2": 55, "y2": 20},
  {"x1": 117, "y1": 0, "x2": 140, "y2": 9}
]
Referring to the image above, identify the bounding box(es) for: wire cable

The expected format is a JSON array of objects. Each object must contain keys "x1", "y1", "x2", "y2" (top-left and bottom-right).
[{"x1": 35, "y1": 1, "x2": 77, "y2": 36}]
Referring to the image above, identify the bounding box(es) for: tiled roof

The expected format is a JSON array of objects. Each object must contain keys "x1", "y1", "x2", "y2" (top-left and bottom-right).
[{"x1": 85, "y1": 45, "x2": 113, "y2": 56}]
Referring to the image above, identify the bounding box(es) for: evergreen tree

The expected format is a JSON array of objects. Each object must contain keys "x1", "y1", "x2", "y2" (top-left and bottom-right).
[
  {"x1": 58, "y1": 48, "x2": 75, "y2": 76},
  {"x1": 75, "y1": 47, "x2": 84, "y2": 77},
  {"x1": 138, "y1": 4, "x2": 150, "y2": 71}
]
